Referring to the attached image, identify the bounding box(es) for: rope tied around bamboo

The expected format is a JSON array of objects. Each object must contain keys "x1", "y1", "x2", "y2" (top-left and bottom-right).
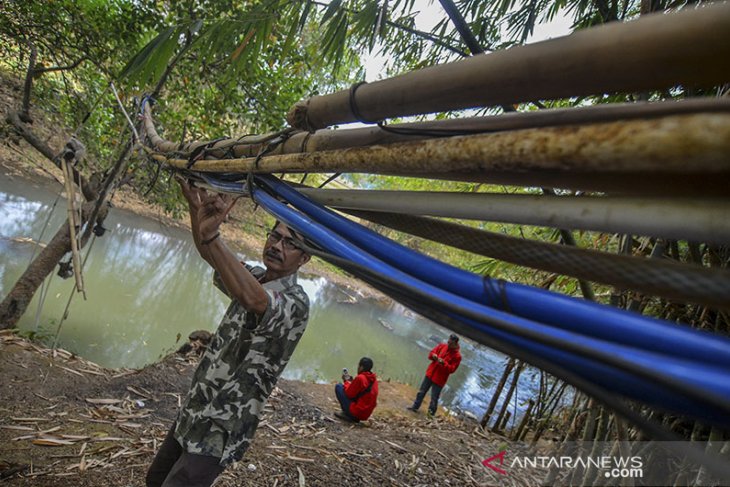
[{"x1": 146, "y1": 98, "x2": 730, "y2": 159}]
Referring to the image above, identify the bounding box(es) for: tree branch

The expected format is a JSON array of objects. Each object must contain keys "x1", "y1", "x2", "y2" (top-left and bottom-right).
[
  {"x1": 437, "y1": 0, "x2": 485, "y2": 55},
  {"x1": 21, "y1": 42, "x2": 37, "y2": 122},
  {"x1": 33, "y1": 56, "x2": 87, "y2": 74},
  {"x1": 81, "y1": 141, "x2": 132, "y2": 241},
  {"x1": 309, "y1": 0, "x2": 469, "y2": 57},
  {"x1": 5, "y1": 110, "x2": 98, "y2": 202}
]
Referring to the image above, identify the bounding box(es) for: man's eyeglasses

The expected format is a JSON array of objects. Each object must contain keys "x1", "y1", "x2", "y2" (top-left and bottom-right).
[{"x1": 266, "y1": 231, "x2": 301, "y2": 251}]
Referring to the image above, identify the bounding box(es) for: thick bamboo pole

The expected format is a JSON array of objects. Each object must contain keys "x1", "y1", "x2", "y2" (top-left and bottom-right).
[
  {"x1": 144, "y1": 98, "x2": 730, "y2": 159},
  {"x1": 151, "y1": 113, "x2": 730, "y2": 196},
  {"x1": 286, "y1": 4, "x2": 730, "y2": 130},
  {"x1": 492, "y1": 361, "x2": 525, "y2": 433},
  {"x1": 343, "y1": 209, "x2": 730, "y2": 310},
  {"x1": 295, "y1": 190, "x2": 730, "y2": 244}
]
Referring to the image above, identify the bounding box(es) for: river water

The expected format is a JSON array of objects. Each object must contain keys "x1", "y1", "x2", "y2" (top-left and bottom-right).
[{"x1": 0, "y1": 175, "x2": 542, "y2": 420}]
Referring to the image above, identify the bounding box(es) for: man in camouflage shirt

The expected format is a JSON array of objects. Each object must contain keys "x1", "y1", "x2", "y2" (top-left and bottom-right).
[{"x1": 146, "y1": 179, "x2": 310, "y2": 487}]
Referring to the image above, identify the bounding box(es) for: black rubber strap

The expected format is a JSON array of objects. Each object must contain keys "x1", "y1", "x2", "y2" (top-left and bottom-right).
[
  {"x1": 352, "y1": 380, "x2": 374, "y2": 402},
  {"x1": 349, "y1": 81, "x2": 379, "y2": 124}
]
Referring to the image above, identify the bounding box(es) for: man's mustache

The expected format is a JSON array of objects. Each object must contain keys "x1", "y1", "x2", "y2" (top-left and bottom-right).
[{"x1": 265, "y1": 249, "x2": 283, "y2": 262}]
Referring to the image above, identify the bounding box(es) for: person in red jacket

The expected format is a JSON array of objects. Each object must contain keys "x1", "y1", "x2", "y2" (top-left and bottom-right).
[
  {"x1": 407, "y1": 334, "x2": 462, "y2": 416},
  {"x1": 334, "y1": 357, "x2": 379, "y2": 422}
]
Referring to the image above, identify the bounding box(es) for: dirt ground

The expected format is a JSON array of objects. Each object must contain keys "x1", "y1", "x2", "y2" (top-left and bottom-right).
[{"x1": 0, "y1": 331, "x2": 546, "y2": 486}]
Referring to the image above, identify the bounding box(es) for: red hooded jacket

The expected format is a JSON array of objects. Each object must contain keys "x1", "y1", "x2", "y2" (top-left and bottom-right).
[
  {"x1": 343, "y1": 371, "x2": 378, "y2": 420},
  {"x1": 426, "y1": 343, "x2": 461, "y2": 387}
]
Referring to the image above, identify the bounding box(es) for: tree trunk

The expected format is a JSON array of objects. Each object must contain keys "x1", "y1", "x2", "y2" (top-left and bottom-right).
[
  {"x1": 0, "y1": 202, "x2": 89, "y2": 328},
  {"x1": 492, "y1": 361, "x2": 525, "y2": 433},
  {"x1": 480, "y1": 357, "x2": 516, "y2": 428},
  {"x1": 1, "y1": 42, "x2": 137, "y2": 330},
  {"x1": 513, "y1": 398, "x2": 535, "y2": 440}
]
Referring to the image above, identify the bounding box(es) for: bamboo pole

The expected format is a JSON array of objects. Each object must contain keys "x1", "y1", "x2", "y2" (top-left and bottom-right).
[
  {"x1": 694, "y1": 427, "x2": 724, "y2": 486},
  {"x1": 286, "y1": 4, "x2": 730, "y2": 130},
  {"x1": 150, "y1": 113, "x2": 730, "y2": 196},
  {"x1": 513, "y1": 399, "x2": 534, "y2": 440},
  {"x1": 568, "y1": 399, "x2": 599, "y2": 485},
  {"x1": 581, "y1": 408, "x2": 610, "y2": 487},
  {"x1": 61, "y1": 160, "x2": 85, "y2": 298},
  {"x1": 480, "y1": 357, "x2": 515, "y2": 428},
  {"x1": 492, "y1": 361, "x2": 525, "y2": 433},
  {"x1": 144, "y1": 98, "x2": 730, "y2": 159},
  {"x1": 531, "y1": 382, "x2": 568, "y2": 445},
  {"x1": 542, "y1": 187, "x2": 595, "y2": 301},
  {"x1": 437, "y1": 0, "x2": 485, "y2": 55},
  {"x1": 499, "y1": 410, "x2": 512, "y2": 432},
  {"x1": 342, "y1": 210, "x2": 730, "y2": 309},
  {"x1": 297, "y1": 190, "x2": 730, "y2": 245}
]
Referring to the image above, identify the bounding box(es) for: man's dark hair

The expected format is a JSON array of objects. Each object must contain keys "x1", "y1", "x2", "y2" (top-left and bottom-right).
[
  {"x1": 449, "y1": 334, "x2": 459, "y2": 343},
  {"x1": 359, "y1": 357, "x2": 374, "y2": 372}
]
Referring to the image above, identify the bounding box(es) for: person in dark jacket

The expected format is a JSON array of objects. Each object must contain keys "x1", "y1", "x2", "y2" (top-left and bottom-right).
[
  {"x1": 335, "y1": 357, "x2": 379, "y2": 422},
  {"x1": 407, "y1": 334, "x2": 462, "y2": 416}
]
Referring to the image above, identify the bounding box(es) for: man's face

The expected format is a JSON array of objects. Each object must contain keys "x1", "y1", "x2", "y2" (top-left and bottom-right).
[
  {"x1": 448, "y1": 337, "x2": 458, "y2": 349},
  {"x1": 263, "y1": 223, "x2": 310, "y2": 276}
]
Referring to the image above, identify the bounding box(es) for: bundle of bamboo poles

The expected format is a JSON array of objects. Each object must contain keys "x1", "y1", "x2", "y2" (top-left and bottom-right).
[
  {"x1": 145, "y1": 102, "x2": 730, "y2": 196},
  {"x1": 141, "y1": 3, "x2": 730, "y2": 308},
  {"x1": 143, "y1": 5, "x2": 730, "y2": 195}
]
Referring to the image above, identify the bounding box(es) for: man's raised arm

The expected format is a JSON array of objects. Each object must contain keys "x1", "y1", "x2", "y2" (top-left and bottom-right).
[{"x1": 178, "y1": 179, "x2": 269, "y2": 315}]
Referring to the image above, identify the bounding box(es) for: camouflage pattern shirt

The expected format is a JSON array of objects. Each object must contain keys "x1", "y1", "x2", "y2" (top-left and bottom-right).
[{"x1": 175, "y1": 265, "x2": 310, "y2": 466}]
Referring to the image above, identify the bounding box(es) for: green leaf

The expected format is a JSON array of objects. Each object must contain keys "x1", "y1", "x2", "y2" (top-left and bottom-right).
[
  {"x1": 321, "y1": 0, "x2": 343, "y2": 24},
  {"x1": 298, "y1": 0, "x2": 314, "y2": 32},
  {"x1": 119, "y1": 26, "x2": 175, "y2": 82}
]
